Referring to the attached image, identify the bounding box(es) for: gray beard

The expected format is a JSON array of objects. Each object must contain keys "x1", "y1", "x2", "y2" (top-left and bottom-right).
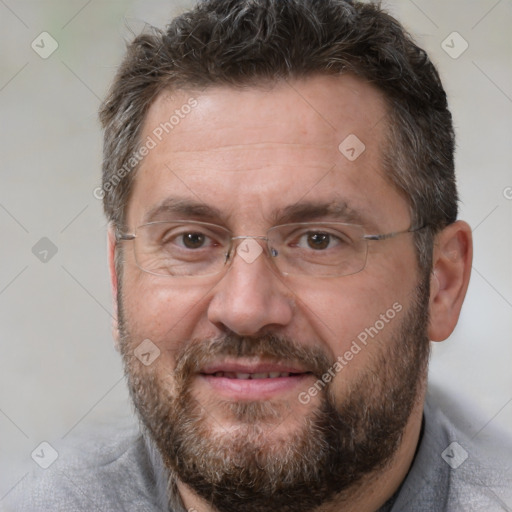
[{"x1": 118, "y1": 279, "x2": 430, "y2": 512}]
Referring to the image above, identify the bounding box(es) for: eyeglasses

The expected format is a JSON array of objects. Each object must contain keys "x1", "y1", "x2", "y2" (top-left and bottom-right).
[{"x1": 116, "y1": 220, "x2": 425, "y2": 278}]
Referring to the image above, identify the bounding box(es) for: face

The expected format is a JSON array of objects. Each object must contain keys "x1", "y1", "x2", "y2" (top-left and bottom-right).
[{"x1": 115, "y1": 75, "x2": 431, "y2": 511}]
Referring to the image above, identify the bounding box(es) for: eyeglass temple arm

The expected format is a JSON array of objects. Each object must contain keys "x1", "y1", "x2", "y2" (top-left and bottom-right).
[
  {"x1": 115, "y1": 229, "x2": 135, "y2": 242},
  {"x1": 363, "y1": 225, "x2": 426, "y2": 241}
]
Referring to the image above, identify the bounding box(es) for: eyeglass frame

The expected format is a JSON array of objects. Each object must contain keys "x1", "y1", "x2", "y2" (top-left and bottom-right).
[{"x1": 115, "y1": 219, "x2": 426, "y2": 278}]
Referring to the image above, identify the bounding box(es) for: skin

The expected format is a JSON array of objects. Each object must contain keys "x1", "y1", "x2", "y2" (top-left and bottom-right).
[{"x1": 107, "y1": 74, "x2": 472, "y2": 511}]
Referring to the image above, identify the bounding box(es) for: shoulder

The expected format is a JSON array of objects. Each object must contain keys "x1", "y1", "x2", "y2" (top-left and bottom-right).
[
  {"x1": 2, "y1": 419, "x2": 163, "y2": 512},
  {"x1": 432, "y1": 390, "x2": 512, "y2": 510},
  {"x1": 392, "y1": 388, "x2": 512, "y2": 511}
]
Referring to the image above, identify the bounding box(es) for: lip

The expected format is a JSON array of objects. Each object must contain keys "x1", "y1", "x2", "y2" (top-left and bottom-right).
[
  {"x1": 198, "y1": 359, "x2": 314, "y2": 400},
  {"x1": 199, "y1": 373, "x2": 312, "y2": 400},
  {"x1": 201, "y1": 360, "x2": 308, "y2": 375}
]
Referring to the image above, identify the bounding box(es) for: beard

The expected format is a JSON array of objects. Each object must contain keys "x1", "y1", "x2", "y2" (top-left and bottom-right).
[{"x1": 118, "y1": 277, "x2": 431, "y2": 512}]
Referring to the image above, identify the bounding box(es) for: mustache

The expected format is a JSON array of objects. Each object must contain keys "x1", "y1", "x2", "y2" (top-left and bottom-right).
[{"x1": 172, "y1": 333, "x2": 333, "y2": 383}]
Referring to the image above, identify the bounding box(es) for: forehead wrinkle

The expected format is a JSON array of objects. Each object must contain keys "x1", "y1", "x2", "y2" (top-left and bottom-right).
[
  {"x1": 165, "y1": 142, "x2": 334, "y2": 154},
  {"x1": 160, "y1": 163, "x2": 336, "y2": 176}
]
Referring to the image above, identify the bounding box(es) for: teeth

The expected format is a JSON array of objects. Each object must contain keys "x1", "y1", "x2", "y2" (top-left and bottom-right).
[{"x1": 210, "y1": 372, "x2": 296, "y2": 379}]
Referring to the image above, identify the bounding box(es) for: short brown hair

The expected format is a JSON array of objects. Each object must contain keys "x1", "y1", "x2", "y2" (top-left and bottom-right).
[{"x1": 99, "y1": 0, "x2": 457, "y2": 271}]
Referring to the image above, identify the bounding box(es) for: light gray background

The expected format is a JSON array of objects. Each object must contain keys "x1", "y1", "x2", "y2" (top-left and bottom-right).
[{"x1": 1, "y1": 0, "x2": 511, "y2": 501}]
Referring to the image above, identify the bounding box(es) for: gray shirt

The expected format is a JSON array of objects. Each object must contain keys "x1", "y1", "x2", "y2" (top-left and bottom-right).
[{"x1": 3, "y1": 393, "x2": 512, "y2": 511}]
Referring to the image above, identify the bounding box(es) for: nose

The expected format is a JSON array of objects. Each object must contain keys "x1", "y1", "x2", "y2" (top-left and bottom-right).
[{"x1": 207, "y1": 238, "x2": 295, "y2": 336}]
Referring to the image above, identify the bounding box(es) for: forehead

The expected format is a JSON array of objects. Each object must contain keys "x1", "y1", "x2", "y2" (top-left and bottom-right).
[
  {"x1": 145, "y1": 74, "x2": 386, "y2": 153},
  {"x1": 127, "y1": 74, "x2": 409, "y2": 230}
]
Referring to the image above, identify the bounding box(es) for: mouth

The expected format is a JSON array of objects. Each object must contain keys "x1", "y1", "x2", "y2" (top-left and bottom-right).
[
  {"x1": 197, "y1": 361, "x2": 315, "y2": 400},
  {"x1": 204, "y1": 371, "x2": 306, "y2": 379}
]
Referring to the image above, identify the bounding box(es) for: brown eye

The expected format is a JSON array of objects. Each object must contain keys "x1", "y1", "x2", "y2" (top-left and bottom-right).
[
  {"x1": 182, "y1": 232, "x2": 206, "y2": 249},
  {"x1": 307, "y1": 233, "x2": 330, "y2": 250}
]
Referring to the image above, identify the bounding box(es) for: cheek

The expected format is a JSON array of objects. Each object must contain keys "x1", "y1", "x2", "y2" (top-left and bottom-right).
[
  {"x1": 120, "y1": 273, "x2": 211, "y2": 355},
  {"x1": 288, "y1": 257, "x2": 415, "y2": 392},
  {"x1": 289, "y1": 274, "x2": 404, "y2": 351}
]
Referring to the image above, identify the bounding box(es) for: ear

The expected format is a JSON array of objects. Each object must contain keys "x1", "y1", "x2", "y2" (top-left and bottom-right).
[
  {"x1": 107, "y1": 225, "x2": 121, "y2": 351},
  {"x1": 428, "y1": 221, "x2": 473, "y2": 342}
]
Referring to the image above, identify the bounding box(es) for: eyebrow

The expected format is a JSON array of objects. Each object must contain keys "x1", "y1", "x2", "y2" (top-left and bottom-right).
[
  {"x1": 143, "y1": 197, "x2": 225, "y2": 224},
  {"x1": 142, "y1": 196, "x2": 368, "y2": 227},
  {"x1": 272, "y1": 200, "x2": 366, "y2": 225}
]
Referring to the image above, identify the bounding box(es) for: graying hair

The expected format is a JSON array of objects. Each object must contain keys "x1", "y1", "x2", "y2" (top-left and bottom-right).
[{"x1": 99, "y1": 0, "x2": 457, "y2": 272}]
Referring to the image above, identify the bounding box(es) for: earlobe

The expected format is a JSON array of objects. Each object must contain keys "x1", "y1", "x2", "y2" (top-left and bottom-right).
[
  {"x1": 428, "y1": 221, "x2": 473, "y2": 342},
  {"x1": 107, "y1": 226, "x2": 121, "y2": 351}
]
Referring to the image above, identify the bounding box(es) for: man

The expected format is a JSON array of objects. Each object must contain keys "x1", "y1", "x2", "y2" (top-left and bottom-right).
[{"x1": 5, "y1": 0, "x2": 511, "y2": 511}]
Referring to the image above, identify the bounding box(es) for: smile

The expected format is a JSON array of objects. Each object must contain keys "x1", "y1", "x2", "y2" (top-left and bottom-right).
[
  {"x1": 204, "y1": 371, "x2": 305, "y2": 379},
  {"x1": 197, "y1": 361, "x2": 314, "y2": 400}
]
